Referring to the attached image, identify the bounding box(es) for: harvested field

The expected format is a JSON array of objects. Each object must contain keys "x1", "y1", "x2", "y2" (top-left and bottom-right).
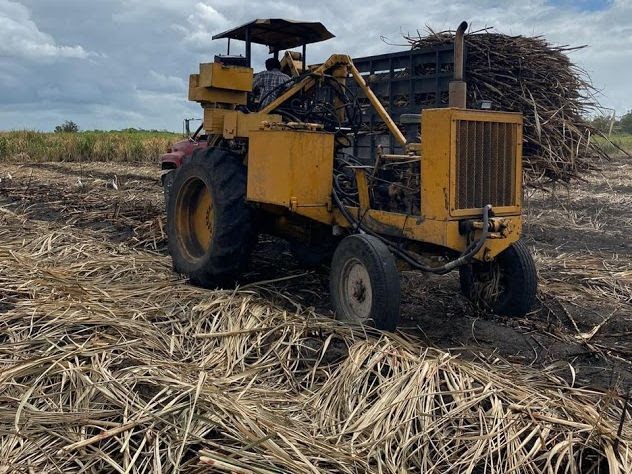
[{"x1": 0, "y1": 154, "x2": 630, "y2": 472}]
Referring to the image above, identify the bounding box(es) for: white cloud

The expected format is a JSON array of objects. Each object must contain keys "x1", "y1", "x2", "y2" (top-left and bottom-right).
[
  {"x1": 142, "y1": 70, "x2": 187, "y2": 93},
  {"x1": 1, "y1": 0, "x2": 631, "y2": 130},
  {"x1": 181, "y1": 3, "x2": 230, "y2": 51},
  {"x1": 0, "y1": 0, "x2": 92, "y2": 61},
  {"x1": 112, "y1": 0, "x2": 189, "y2": 22}
]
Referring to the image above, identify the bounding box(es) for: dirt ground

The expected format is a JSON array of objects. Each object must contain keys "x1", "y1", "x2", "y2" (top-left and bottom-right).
[{"x1": 1, "y1": 154, "x2": 630, "y2": 392}]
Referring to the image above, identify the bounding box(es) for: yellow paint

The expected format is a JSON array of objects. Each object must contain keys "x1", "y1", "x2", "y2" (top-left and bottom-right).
[
  {"x1": 202, "y1": 108, "x2": 230, "y2": 134},
  {"x1": 198, "y1": 62, "x2": 253, "y2": 91},
  {"x1": 421, "y1": 108, "x2": 523, "y2": 220},
  {"x1": 348, "y1": 63, "x2": 407, "y2": 147},
  {"x1": 175, "y1": 176, "x2": 214, "y2": 261},
  {"x1": 247, "y1": 130, "x2": 334, "y2": 210},
  {"x1": 354, "y1": 168, "x2": 370, "y2": 213},
  {"x1": 188, "y1": 74, "x2": 248, "y2": 104},
  {"x1": 260, "y1": 54, "x2": 351, "y2": 114},
  {"x1": 283, "y1": 204, "x2": 518, "y2": 259},
  {"x1": 222, "y1": 111, "x2": 282, "y2": 139},
  {"x1": 280, "y1": 51, "x2": 304, "y2": 77}
]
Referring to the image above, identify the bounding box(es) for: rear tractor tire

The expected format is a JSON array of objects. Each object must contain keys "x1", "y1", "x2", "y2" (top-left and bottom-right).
[
  {"x1": 329, "y1": 234, "x2": 400, "y2": 331},
  {"x1": 166, "y1": 147, "x2": 253, "y2": 287},
  {"x1": 459, "y1": 239, "x2": 537, "y2": 316},
  {"x1": 162, "y1": 169, "x2": 176, "y2": 204}
]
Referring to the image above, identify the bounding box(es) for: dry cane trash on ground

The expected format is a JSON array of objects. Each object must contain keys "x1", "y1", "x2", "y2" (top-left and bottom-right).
[{"x1": 0, "y1": 203, "x2": 630, "y2": 473}]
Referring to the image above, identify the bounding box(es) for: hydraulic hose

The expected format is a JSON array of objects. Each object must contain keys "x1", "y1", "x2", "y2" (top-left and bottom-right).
[{"x1": 333, "y1": 189, "x2": 492, "y2": 275}]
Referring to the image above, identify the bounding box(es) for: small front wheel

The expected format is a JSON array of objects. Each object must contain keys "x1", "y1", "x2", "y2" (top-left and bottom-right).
[
  {"x1": 329, "y1": 234, "x2": 400, "y2": 331},
  {"x1": 459, "y1": 240, "x2": 537, "y2": 316}
]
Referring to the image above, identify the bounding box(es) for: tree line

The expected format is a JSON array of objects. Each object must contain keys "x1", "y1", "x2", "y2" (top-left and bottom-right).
[{"x1": 589, "y1": 111, "x2": 632, "y2": 135}]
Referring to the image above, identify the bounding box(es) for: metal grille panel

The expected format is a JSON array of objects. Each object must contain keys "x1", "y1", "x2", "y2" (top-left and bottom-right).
[{"x1": 455, "y1": 120, "x2": 517, "y2": 210}]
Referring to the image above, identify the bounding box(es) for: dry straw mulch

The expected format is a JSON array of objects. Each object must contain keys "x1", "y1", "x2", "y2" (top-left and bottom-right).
[
  {"x1": 0, "y1": 204, "x2": 630, "y2": 473},
  {"x1": 407, "y1": 28, "x2": 618, "y2": 186}
]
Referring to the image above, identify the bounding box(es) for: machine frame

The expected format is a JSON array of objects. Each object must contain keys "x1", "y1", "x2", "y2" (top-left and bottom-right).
[{"x1": 160, "y1": 19, "x2": 536, "y2": 329}]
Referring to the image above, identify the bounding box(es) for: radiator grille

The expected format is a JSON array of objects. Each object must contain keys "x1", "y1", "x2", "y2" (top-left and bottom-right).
[{"x1": 455, "y1": 120, "x2": 518, "y2": 211}]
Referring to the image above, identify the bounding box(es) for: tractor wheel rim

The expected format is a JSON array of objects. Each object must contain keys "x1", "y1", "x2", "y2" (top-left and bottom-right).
[
  {"x1": 175, "y1": 176, "x2": 214, "y2": 261},
  {"x1": 339, "y1": 258, "x2": 372, "y2": 323}
]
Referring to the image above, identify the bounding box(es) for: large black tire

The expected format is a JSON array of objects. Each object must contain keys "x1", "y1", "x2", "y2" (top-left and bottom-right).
[
  {"x1": 166, "y1": 147, "x2": 253, "y2": 287},
  {"x1": 162, "y1": 169, "x2": 176, "y2": 204},
  {"x1": 329, "y1": 234, "x2": 400, "y2": 331},
  {"x1": 459, "y1": 240, "x2": 537, "y2": 316}
]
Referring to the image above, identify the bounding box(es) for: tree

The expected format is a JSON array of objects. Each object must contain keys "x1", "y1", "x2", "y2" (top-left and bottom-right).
[
  {"x1": 589, "y1": 115, "x2": 612, "y2": 134},
  {"x1": 619, "y1": 111, "x2": 632, "y2": 134},
  {"x1": 54, "y1": 120, "x2": 79, "y2": 133}
]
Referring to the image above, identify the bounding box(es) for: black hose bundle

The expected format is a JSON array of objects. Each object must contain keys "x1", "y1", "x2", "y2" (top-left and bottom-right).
[{"x1": 333, "y1": 187, "x2": 491, "y2": 274}]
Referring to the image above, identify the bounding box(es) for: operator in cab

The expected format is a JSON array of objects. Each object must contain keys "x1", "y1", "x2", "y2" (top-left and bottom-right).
[{"x1": 252, "y1": 58, "x2": 290, "y2": 109}]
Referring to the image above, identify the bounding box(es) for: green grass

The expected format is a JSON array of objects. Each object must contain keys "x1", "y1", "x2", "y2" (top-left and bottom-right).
[
  {"x1": 0, "y1": 130, "x2": 183, "y2": 163},
  {"x1": 593, "y1": 132, "x2": 632, "y2": 155}
]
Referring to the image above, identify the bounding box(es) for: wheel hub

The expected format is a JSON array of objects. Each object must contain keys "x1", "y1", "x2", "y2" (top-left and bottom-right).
[
  {"x1": 175, "y1": 176, "x2": 214, "y2": 261},
  {"x1": 339, "y1": 258, "x2": 373, "y2": 323},
  {"x1": 352, "y1": 278, "x2": 366, "y2": 302}
]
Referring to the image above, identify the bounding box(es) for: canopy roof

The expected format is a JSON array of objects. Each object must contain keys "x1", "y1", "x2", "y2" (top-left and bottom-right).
[{"x1": 212, "y1": 19, "x2": 335, "y2": 50}]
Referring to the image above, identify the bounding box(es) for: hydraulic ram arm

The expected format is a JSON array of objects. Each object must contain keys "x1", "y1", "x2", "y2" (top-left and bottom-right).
[
  {"x1": 260, "y1": 54, "x2": 350, "y2": 114},
  {"x1": 261, "y1": 54, "x2": 407, "y2": 148},
  {"x1": 347, "y1": 62, "x2": 407, "y2": 148}
]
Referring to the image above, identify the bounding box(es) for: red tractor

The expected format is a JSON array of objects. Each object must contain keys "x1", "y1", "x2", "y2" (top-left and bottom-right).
[{"x1": 159, "y1": 124, "x2": 208, "y2": 202}]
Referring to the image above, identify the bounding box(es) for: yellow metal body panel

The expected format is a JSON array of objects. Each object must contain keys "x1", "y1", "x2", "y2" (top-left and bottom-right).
[
  {"x1": 284, "y1": 205, "x2": 518, "y2": 260},
  {"x1": 421, "y1": 108, "x2": 523, "y2": 219},
  {"x1": 349, "y1": 209, "x2": 519, "y2": 259},
  {"x1": 448, "y1": 110, "x2": 522, "y2": 217},
  {"x1": 222, "y1": 111, "x2": 282, "y2": 139},
  {"x1": 416, "y1": 108, "x2": 523, "y2": 259},
  {"x1": 198, "y1": 62, "x2": 253, "y2": 92},
  {"x1": 247, "y1": 130, "x2": 334, "y2": 210},
  {"x1": 188, "y1": 74, "x2": 247, "y2": 104},
  {"x1": 203, "y1": 108, "x2": 230, "y2": 134}
]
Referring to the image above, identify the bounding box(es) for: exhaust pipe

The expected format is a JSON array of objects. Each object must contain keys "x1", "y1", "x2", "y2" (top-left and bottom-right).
[{"x1": 449, "y1": 21, "x2": 468, "y2": 108}]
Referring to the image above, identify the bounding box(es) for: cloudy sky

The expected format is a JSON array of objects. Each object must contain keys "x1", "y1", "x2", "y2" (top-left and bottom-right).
[{"x1": 0, "y1": 0, "x2": 630, "y2": 131}]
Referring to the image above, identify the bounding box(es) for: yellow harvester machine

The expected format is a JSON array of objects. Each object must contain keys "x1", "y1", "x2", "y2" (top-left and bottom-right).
[{"x1": 160, "y1": 19, "x2": 536, "y2": 330}]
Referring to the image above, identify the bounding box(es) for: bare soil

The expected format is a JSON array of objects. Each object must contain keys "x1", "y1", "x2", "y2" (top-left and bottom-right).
[{"x1": 1, "y1": 155, "x2": 630, "y2": 391}]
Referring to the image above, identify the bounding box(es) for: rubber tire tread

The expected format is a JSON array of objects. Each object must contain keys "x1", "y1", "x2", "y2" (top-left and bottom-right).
[
  {"x1": 166, "y1": 147, "x2": 252, "y2": 287},
  {"x1": 163, "y1": 169, "x2": 176, "y2": 205},
  {"x1": 329, "y1": 234, "x2": 400, "y2": 331},
  {"x1": 459, "y1": 239, "x2": 537, "y2": 316}
]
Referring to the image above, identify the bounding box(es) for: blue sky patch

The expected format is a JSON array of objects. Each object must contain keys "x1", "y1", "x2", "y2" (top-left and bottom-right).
[{"x1": 548, "y1": 0, "x2": 613, "y2": 12}]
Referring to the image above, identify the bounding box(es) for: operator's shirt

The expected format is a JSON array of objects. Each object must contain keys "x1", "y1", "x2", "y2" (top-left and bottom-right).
[{"x1": 253, "y1": 69, "x2": 290, "y2": 109}]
